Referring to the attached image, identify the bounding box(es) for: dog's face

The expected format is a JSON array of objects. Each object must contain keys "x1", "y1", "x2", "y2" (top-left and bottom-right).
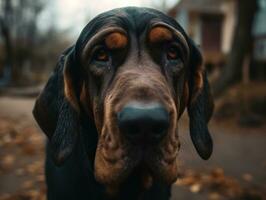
[
  {"x1": 33, "y1": 7, "x2": 213, "y2": 189},
  {"x1": 85, "y1": 26, "x2": 186, "y2": 185}
]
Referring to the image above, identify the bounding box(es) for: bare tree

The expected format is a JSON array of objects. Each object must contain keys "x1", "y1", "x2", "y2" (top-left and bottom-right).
[
  {"x1": 212, "y1": 0, "x2": 258, "y2": 96},
  {"x1": 0, "y1": 0, "x2": 13, "y2": 85},
  {"x1": 0, "y1": 0, "x2": 47, "y2": 85}
]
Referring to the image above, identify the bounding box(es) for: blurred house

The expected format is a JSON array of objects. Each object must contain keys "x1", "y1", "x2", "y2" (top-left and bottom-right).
[
  {"x1": 168, "y1": 0, "x2": 266, "y2": 69},
  {"x1": 168, "y1": 0, "x2": 236, "y2": 67},
  {"x1": 253, "y1": 2, "x2": 266, "y2": 63}
]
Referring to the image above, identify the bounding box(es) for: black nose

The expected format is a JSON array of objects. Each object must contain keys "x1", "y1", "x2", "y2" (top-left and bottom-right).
[{"x1": 117, "y1": 103, "x2": 169, "y2": 142}]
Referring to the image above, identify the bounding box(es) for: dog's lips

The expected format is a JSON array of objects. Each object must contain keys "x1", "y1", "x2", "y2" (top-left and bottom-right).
[
  {"x1": 94, "y1": 135, "x2": 141, "y2": 185},
  {"x1": 94, "y1": 135, "x2": 179, "y2": 186},
  {"x1": 147, "y1": 151, "x2": 179, "y2": 184}
]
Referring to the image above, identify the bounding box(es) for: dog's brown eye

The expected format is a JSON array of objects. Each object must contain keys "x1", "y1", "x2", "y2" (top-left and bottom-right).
[
  {"x1": 94, "y1": 48, "x2": 109, "y2": 62},
  {"x1": 166, "y1": 46, "x2": 179, "y2": 60}
]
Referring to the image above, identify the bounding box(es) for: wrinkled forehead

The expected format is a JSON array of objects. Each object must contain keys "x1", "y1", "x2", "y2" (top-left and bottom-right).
[{"x1": 75, "y1": 7, "x2": 189, "y2": 55}]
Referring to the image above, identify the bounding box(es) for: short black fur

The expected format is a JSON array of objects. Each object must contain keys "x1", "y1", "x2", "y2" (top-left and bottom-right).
[{"x1": 33, "y1": 7, "x2": 213, "y2": 200}]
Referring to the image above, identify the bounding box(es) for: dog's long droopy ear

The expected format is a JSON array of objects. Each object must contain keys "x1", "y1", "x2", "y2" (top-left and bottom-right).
[
  {"x1": 33, "y1": 48, "x2": 80, "y2": 165},
  {"x1": 187, "y1": 40, "x2": 214, "y2": 160}
]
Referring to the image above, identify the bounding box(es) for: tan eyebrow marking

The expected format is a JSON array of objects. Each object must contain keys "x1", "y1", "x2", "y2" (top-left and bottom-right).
[
  {"x1": 105, "y1": 32, "x2": 128, "y2": 49},
  {"x1": 148, "y1": 27, "x2": 173, "y2": 43},
  {"x1": 149, "y1": 22, "x2": 190, "y2": 62},
  {"x1": 82, "y1": 27, "x2": 126, "y2": 64}
]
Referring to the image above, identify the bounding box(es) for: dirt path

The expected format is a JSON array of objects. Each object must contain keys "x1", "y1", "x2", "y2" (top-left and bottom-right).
[
  {"x1": 0, "y1": 97, "x2": 35, "y2": 120},
  {"x1": 0, "y1": 97, "x2": 265, "y2": 200},
  {"x1": 0, "y1": 97, "x2": 45, "y2": 200},
  {"x1": 172, "y1": 118, "x2": 266, "y2": 199}
]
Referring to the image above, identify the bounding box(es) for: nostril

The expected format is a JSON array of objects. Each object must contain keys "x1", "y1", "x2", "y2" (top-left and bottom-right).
[
  {"x1": 152, "y1": 123, "x2": 168, "y2": 135},
  {"x1": 117, "y1": 102, "x2": 169, "y2": 141},
  {"x1": 119, "y1": 121, "x2": 140, "y2": 139},
  {"x1": 150, "y1": 121, "x2": 169, "y2": 141}
]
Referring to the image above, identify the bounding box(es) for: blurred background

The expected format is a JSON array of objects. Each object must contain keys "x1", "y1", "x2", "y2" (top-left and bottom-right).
[{"x1": 0, "y1": 0, "x2": 265, "y2": 199}]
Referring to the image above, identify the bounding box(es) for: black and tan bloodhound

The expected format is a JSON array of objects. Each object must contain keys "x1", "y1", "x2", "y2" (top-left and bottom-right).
[{"x1": 33, "y1": 7, "x2": 214, "y2": 200}]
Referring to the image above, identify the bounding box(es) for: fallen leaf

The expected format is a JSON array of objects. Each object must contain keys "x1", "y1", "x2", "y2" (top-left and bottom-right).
[
  {"x1": 190, "y1": 183, "x2": 201, "y2": 193},
  {"x1": 242, "y1": 173, "x2": 253, "y2": 182},
  {"x1": 0, "y1": 155, "x2": 15, "y2": 171}
]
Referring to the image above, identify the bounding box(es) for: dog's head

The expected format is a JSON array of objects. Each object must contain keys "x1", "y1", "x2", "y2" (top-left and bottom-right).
[{"x1": 33, "y1": 7, "x2": 213, "y2": 188}]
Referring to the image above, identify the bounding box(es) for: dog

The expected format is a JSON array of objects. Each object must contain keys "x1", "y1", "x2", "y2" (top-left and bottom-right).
[{"x1": 33, "y1": 7, "x2": 214, "y2": 200}]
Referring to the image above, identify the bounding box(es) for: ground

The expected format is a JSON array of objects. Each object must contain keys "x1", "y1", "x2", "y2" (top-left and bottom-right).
[{"x1": 0, "y1": 96, "x2": 265, "y2": 200}]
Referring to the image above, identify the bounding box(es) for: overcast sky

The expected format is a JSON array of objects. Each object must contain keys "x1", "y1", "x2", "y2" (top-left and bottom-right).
[{"x1": 38, "y1": 0, "x2": 178, "y2": 37}]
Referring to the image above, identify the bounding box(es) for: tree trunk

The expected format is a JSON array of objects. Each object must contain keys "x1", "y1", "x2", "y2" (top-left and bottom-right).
[
  {"x1": 0, "y1": 0, "x2": 13, "y2": 85},
  {"x1": 212, "y1": 0, "x2": 258, "y2": 97}
]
